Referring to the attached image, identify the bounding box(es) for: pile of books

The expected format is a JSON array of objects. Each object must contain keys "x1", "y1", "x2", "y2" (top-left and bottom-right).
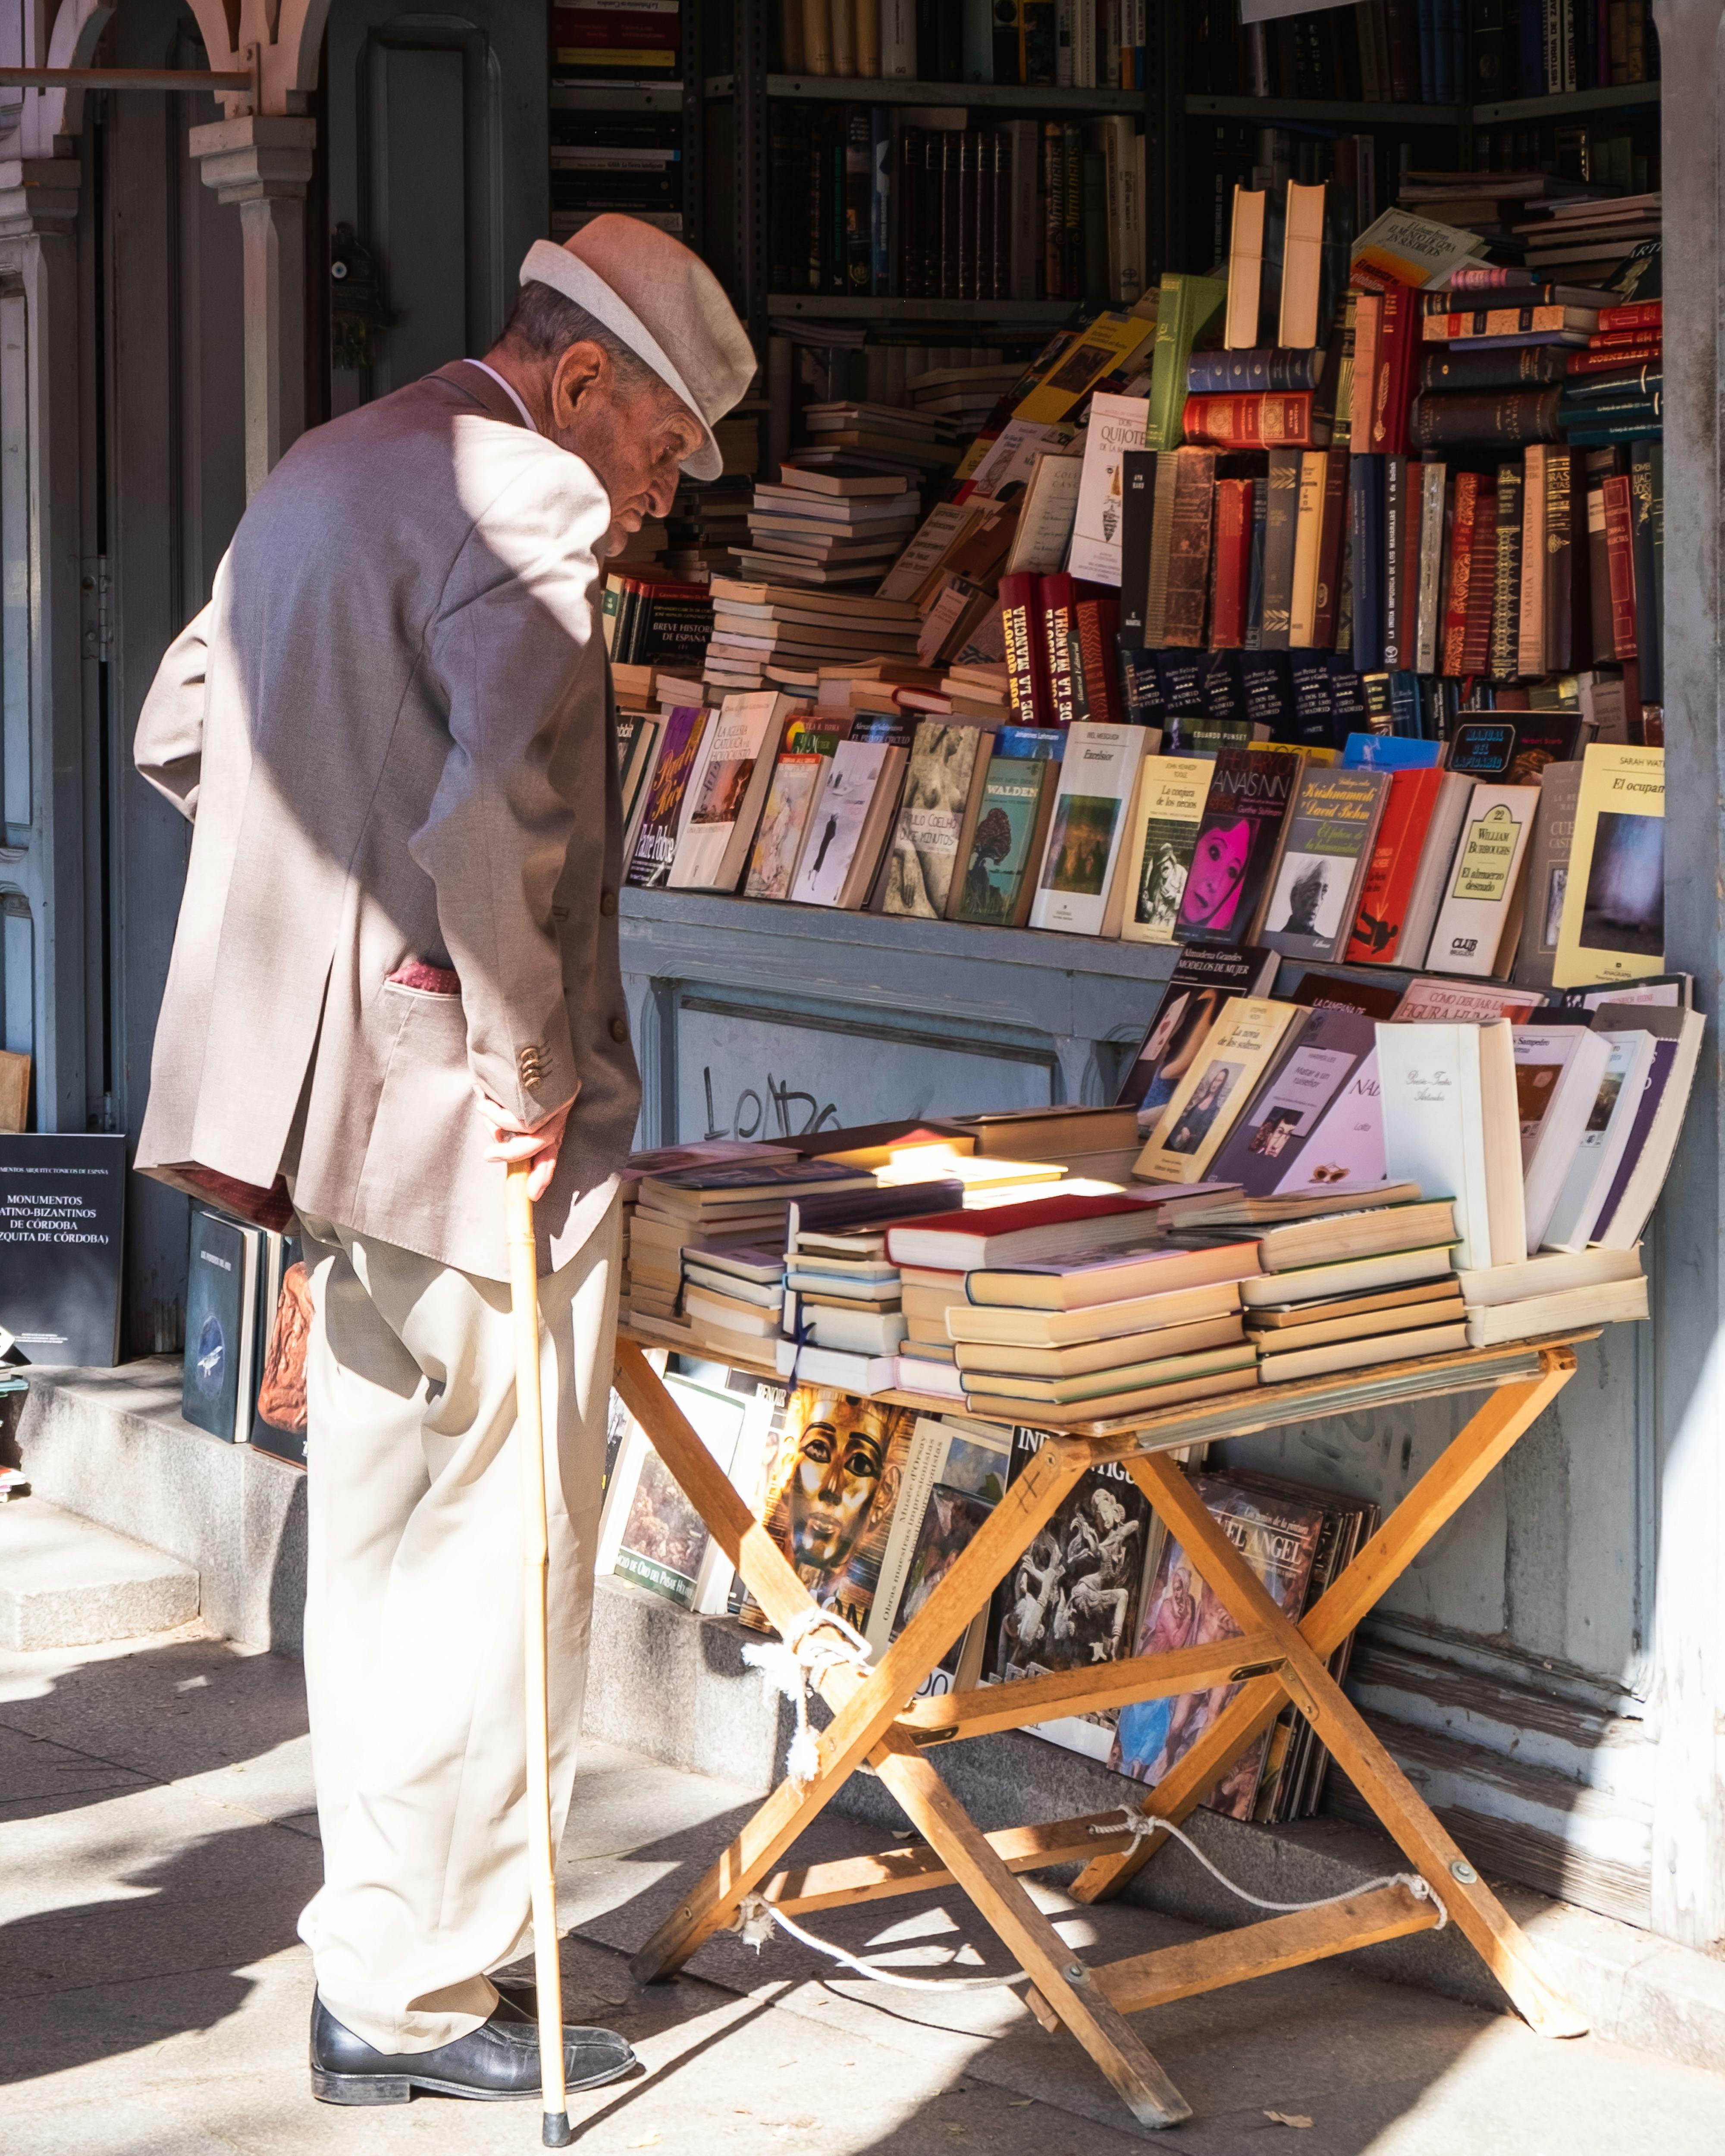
[
  {"x1": 788, "y1": 401, "x2": 967, "y2": 489},
  {"x1": 737, "y1": 468, "x2": 919, "y2": 589},
  {"x1": 702, "y1": 580, "x2": 922, "y2": 693}
]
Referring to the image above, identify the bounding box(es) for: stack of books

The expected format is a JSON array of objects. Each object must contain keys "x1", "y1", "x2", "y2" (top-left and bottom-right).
[
  {"x1": 1235, "y1": 1201, "x2": 1466, "y2": 1384},
  {"x1": 910, "y1": 361, "x2": 1023, "y2": 432},
  {"x1": 663, "y1": 475, "x2": 753, "y2": 582},
  {"x1": 788, "y1": 400, "x2": 967, "y2": 489},
  {"x1": 703, "y1": 580, "x2": 922, "y2": 696},
  {"x1": 615, "y1": 1138, "x2": 798, "y2": 1322},
  {"x1": 550, "y1": 1, "x2": 681, "y2": 85},
  {"x1": 737, "y1": 468, "x2": 919, "y2": 588}
]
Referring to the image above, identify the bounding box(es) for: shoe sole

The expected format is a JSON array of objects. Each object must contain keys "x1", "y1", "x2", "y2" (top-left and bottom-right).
[{"x1": 310, "y1": 2050, "x2": 637, "y2": 2107}]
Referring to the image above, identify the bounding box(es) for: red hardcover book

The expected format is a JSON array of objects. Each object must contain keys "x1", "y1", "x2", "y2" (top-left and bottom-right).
[
  {"x1": 1587, "y1": 325, "x2": 1664, "y2": 351},
  {"x1": 1596, "y1": 299, "x2": 1662, "y2": 332},
  {"x1": 1311, "y1": 449, "x2": 1349, "y2": 650},
  {"x1": 1037, "y1": 572, "x2": 1079, "y2": 727},
  {"x1": 1209, "y1": 478, "x2": 1253, "y2": 648},
  {"x1": 1440, "y1": 470, "x2": 1482, "y2": 675},
  {"x1": 1345, "y1": 765, "x2": 1445, "y2": 966},
  {"x1": 883, "y1": 1192, "x2": 1190, "y2": 1268},
  {"x1": 1349, "y1": 290, "x2": 1383, "y2": 448},
  {"x1": 1181, "y1": 392, "x2": 1320, "y2": 448},
  {"x1": 998, "y1": 571, "x2": 1052, "y2": 724},
  {"x1": 1566, "y1": 343, "x2": 1661, "y2": 374},
  {"x1": 1360, "y1": 275, "x2": 1419, "y2": 456},
  {"x1": 1072, "y1": 595, "x2": 1122, "y2": 722},
  {"x1": 553, "y1": 10, "x2": 684, "y2": 48},
  {"x1": 1458, "y1": 484, "x2": 1498, "y2": 676},
  {"x1": 1601, "y1": 473, "x2": 1639, "y2": 661}
]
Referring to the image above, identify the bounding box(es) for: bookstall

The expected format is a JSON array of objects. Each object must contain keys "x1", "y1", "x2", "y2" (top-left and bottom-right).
[{"x1": 579, "y1": 0, "x2": 1680, "y2": 1952}]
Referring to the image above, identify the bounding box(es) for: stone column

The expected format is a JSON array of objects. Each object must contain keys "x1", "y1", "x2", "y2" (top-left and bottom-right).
[
  {"x1": 1648, "y1": 0, "x2": 1725, "y2": 1953},
  {"x1": 188, "y1": 116, "x2": 317, "y2": 498}
]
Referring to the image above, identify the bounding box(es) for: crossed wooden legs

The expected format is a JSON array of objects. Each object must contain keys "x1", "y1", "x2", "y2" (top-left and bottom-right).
[{"x1": 610, "y1": 1340, "x2": 1587, "y2": 2135}]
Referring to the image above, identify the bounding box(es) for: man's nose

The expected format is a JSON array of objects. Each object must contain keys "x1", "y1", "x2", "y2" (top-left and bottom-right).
[{"x1": 818, "y1": 1454, "x2": 848, "y2": 1503}]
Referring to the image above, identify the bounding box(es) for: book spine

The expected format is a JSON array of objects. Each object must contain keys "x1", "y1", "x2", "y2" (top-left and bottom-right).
[
  {"x1": 1073, "y1": 597, "x2": 1122, "y2": 722},
  {"x1": 1210, "y1": 476, "x2": 1251, "y2": 649},
  {"x1": 1415, "y1": 462, "x2": 1446, "y2": 675},
  {"x1": 1349, "y1": 291, "x2": 1382, "y2": 448},
  {"x1": 1630, "y1": 438, "x2": 1662, "y2": 704},
  {"x1": 1602, "y1": 470, "x2": 1639, "y2": 661},
  {"x1": 1598, "y1": 298, "x2": 1662, "y2": 332},
  {"x1": 1039, "y1": 573, "x2": 1079, "y2": 727},
  {"x1": 1258, "y1": 447, "x2": 1299, "y2": 650},
  {"x1": 1245, "y1": 473, "x2": 1267, "y2": 649},
  {"x1": 1516, "y1": 445, "x2": 1547, "y2": 679},
  {"x1": 1490, "y1": 462, "x2": 1523, "y2": 680},
  {"x1": 1408, "y1": 387, "x2": 1561, "y2": 449},
  {"x1": 1566, "y1": 343, "x2": 1662, "y2": 375},
  {"x1": 1312, "y1": 448, "x2": 1349, "y2": 652},
  {"x1": 999, "y1": 572, "x2": 1048, "y2": 722},
  {"x1": 1163, "y1": 449, "x2": 1219, "y2": 647},
  {"x1": 1182, "y1": 392, "x2": 1317, "y2": 448},
  {"x1": 1349, "y1": 454, "x2": 1384, "y2": 674},
  {"x1": 1381, "y1": 454, "x2": 1406, "y2": 669},
  {"x1": 1543, "y1": 446, "x2": 1573, "y2": 673},
  {"x1": 1143, "y1": 449, "x2": 1180, "y2": 646},
  {"x1": 1117, "y1": 447, "x2": 1156, "y2": 646},
  {"x1": 1441, "y1": 468, "x2": 1480, "y2": 675},
  {"x1": 1421, "y1": 344, "x2": 1567, "y2": 392},
  {"x1": 1584, "y1": 460, "x2": 1615, "y2": 666},
  {"x1": 1460, "y1": 484, "x2": 1499, "y2": 676}
]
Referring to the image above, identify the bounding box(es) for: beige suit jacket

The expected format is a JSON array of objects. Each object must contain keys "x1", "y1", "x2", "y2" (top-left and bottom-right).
[{"x1": 134, "y1": 362, "x2": 642, "y2": 1281}]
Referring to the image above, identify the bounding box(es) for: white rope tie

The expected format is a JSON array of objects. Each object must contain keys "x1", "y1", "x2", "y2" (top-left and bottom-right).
[
  {"x1": 1091, "y1": 1808, "x2": 1449, "y2": 1930},
  {"x1": 741, "y1": 1608, "x2": 873, "y2": 1786},
  {"x1": 734, "y1": 1893, "x2": 1030, "y2": 1990}
]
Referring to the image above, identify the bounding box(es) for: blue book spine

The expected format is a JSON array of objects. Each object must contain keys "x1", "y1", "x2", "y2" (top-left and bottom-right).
[
  {"x1": 1342, "y1": 733, "x2": 1443, "y2": 768},
  {"x1": 998, "y1": 725, "x2": 1066, "y2": 758},
  {"x1": 1350, "y1": 455, "x2": 1385, "y2": 676}
]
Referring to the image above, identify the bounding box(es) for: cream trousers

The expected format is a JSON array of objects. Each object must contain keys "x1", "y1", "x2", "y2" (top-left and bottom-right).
[{"x1": 293, "y1": 1191, "x2": 621, "y2": 2055}]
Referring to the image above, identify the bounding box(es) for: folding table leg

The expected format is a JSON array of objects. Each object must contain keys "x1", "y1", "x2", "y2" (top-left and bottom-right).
[
  {"x1": 1074, "y1": 1356, "x2": 1575, "y2": 1908},
  {"x1": 871, "y1": 1730, "x2": 1192, "y2": 2132},
  {"x1": 613, "y1": 1346, "x2": 1095, "y2": 1982},
  {"x1": 1115, "y1": 1453, "x2": 1587, "y2": 2041}
]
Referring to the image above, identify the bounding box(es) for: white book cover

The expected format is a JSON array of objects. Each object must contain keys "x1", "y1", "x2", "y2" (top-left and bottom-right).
[
  {"x1": 966, "y1": 417, "x2": 1079, "y2": 502},
  {"x1": 875, "y1": 501, "x2": 976, "y2": 601},
  {"x1": 1270, "y1": 1047, "x2": 1387, "y2": 1195},
  {"x1": 1422, "y1": 783, "x2": 1539, "y2": 978},
  {"x1": 1391, "y1": 977, "x2": 1548, "y2": 1025},
  {"x1": 790, "y1": 740, "x2": 892, "y2": 907},
  {"x1": 1004, "y1": 454, "x2": 1086, "y2": 576},
  {"x1": 1065, "y1": 393, "x2": 1152, "y2": 586},
  {"x1": 667, "y1": 694, "x2": 778, "y2": 890},
  {"x1": 1512, "y1": 1026, "x2": 1612, "y2": 1249},
  {"x1": 866, "y1": 1414, "x2": 1013, "y2": 1656},
  {"x1": 1594, "y1": 1008, "x2": 1705, "y2": 1248},
  {"x1": 1028, "y1": 722, "x2": 1150, "y2": 934},
  {"x1": 1376, "y1": 1019, "x2": 1527, "y2": 1270},
  {"x1": 1540, "y1": 1030, "x2": 1660, "y2": 1253},
  {"x1": 597, "y1": 1371, "x2": 749, "y2": 1617}
]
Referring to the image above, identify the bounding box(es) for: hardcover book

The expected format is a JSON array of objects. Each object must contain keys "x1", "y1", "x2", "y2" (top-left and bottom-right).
[
  {"x1": 1066, "y1": 392, "x2": 1152, "y2": 585},
  {"x1": 1552, "y1": 744, "x2": 1665, "y2": 991},
  {"x1": 1258, "y1": 765, "x2": 1391, "y2": 965},
  {"x1": 1161, "y1": 448, "x2": 1220, "y2": 648},
  {"x1": 1175, "y1": 748, "x2": 1303, "y2": 947}
]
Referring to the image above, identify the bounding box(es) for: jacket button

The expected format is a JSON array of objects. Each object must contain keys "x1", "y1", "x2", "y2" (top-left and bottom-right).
[
  {"x1": 609, "y1": 1015, "x2": 629, "y2": 1043},
  {"x1": 600, "y1": 890, "x2": 618, "y2": 917}
]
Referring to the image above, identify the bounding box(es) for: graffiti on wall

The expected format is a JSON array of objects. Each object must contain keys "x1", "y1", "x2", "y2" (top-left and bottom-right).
[{"x1": 701, "y1": 1067, "x2": 842, "y2": 1143}]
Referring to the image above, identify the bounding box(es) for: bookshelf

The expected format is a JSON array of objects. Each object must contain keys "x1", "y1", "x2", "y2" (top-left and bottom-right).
[{"x1": 549, "y1": 6, "x2": 704, "y2": 255}]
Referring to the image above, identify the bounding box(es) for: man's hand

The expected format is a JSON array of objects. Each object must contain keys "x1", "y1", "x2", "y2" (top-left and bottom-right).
[{"x1": 474, "y1": 1085, "x2": 575, "y2": 1202}]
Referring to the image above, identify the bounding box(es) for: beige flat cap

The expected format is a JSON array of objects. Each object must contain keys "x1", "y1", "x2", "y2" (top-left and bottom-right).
[{"x1": 520, "y1": 218, "x2": 754, "y2": 482}]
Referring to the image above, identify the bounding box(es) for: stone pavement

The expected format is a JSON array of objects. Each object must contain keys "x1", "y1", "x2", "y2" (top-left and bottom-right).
[{"x1": 6, "y1": 1621, "x2": 1725, "y2": 2156}]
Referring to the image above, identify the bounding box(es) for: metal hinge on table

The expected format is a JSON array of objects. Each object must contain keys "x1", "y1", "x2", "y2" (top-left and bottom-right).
[{"x1": 80, "y1": 556, "x2": 111, "y2": 662}]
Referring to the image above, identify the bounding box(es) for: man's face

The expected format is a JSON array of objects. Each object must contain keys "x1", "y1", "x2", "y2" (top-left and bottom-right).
[
  {"x1": 549, "y1": 342, "x2": 706, "y2": 556},
  {"x1": 788, "y1": 1407, "x2": 886, "y2": 1573}
]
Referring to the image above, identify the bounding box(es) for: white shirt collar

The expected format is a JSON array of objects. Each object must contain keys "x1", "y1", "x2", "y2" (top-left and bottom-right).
[{"x1": 464, "y1": 359, "x2": 538, "y2": 433}]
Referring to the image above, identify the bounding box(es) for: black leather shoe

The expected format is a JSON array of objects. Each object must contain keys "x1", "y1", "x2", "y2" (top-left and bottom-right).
[
  {"x1": 309, "y1": 1991, "x2": 635, "y2": 2106},
  {"x1": 491, "y1": 1978, "x2": 537, "y2": 2023}
]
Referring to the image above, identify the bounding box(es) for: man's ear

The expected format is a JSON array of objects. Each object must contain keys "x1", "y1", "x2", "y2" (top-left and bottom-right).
[{"x1": 549, "y1": 339, "x2": 609, "y2": 429}]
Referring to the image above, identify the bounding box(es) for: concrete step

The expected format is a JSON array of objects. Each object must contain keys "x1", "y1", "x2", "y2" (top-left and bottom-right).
[{"x1": 0, "y1": 1498, "x2": 199, "y2": 1649}]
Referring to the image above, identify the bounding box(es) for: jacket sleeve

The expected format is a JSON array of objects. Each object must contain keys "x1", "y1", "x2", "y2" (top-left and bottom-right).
[
  {"x1": 134, "y1": 602, "x2": 213, "y2": 821},
  {"x1": 414, "y1": 455, "x2": 612, "y2": 1127}
]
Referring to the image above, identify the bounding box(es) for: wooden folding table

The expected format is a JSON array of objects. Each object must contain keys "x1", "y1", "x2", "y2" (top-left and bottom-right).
[{"x1": 610, "y1": 1329, "x2": 1593, "y2": 2133}]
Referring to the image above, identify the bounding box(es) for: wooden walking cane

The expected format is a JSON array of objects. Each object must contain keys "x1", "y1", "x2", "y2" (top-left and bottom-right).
[{"x1": 505, "y1": 1160, "x2": 574, "y2": 2149}]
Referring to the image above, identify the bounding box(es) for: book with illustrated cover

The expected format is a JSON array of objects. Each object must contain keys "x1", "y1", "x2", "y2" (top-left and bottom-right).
[
  {"x1": 1115, "y1": 946, "x2": 1279, "y2": 1116},
  {"x1": 744, "y1": 750, "x2": 829, "y2": 900},
  {"x1": 669, "y1": 693, "x2": 797, "y2": 891},
  {"x1": 624, "y1": 703, "x2": 708, "y2": 889},
  {"x1": 982, "y1": 1425, "x2": 1159, "y2": 1761},
  {"x1": 1136, "y1": 997, "x2": 1306, "y2": 1186},
  {"x1": 1064, "y1": 392, "x2": 1152, "y2": 585},
  {"x1": 790, "y1": 740, "x2": 906, "y2": 909},
  {"x1": 883, "y1": 721, "x2": 989, "y2": 919},
  {"x1": 868, "y1": 1414, "x2": 1013, "y2": 1655},
  {"x1": 1117, "y1": 755, "x2": 1212, "y2": 946},
  {"x1": 1175, "y1": 747, "x2": 1302, "y2": 946},
  {"x1": 1552, "y1": 744, "x2": 1665, "y2": 991},
  {"x1": 182, "y1": 1206, "x2": 262, "y2": 1443},
  {"x1": 600, "y1": 1370, "x2": 752, "y2": 1614},
  {"x1": 954, "y1": 755, "x2": 1053, "y2": 927},
  {"x1": 251, "y1": 1236, "x2": 310, "y2": 1467},
  {"x1": 1204, "y1": 1005, "x2": 1381, "y2": 1199},
  {"x1": 1258, "y1": 765, "x2": 1390, "y2": 965},
  {"x1": 1027, "y1": 721, "x2": 1150, "y2": 936},
  {"x1": 1111, "y1": 1472, "x2": 1326, "y2": 1818},
  {"x1": 740, "y1": 1388, "x2": 916, "y2": 1636}
]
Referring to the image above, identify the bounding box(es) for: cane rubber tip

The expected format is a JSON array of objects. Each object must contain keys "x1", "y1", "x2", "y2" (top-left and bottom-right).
[{"x1": 543, "y1": 2113, "x2": 575, "y2": 2147}]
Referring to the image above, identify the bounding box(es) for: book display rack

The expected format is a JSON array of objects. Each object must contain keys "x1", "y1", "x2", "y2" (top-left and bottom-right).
[{"x1": 612, "y1": 1329, "x2": 1592, "y2": 2132}]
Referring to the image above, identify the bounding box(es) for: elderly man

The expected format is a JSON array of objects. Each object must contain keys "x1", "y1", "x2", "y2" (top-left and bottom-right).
[{"x1": 133, "y1": 218, "x2": 753, "y2": 2108}]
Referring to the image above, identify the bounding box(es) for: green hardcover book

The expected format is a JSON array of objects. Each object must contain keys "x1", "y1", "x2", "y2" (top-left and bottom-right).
[
  {"x1": 955, "y1": 757, "x2": 1051, "y2": 929},
  {"x1": 1146, "y1": 271, "x2": 1227, "y2": 452}
]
